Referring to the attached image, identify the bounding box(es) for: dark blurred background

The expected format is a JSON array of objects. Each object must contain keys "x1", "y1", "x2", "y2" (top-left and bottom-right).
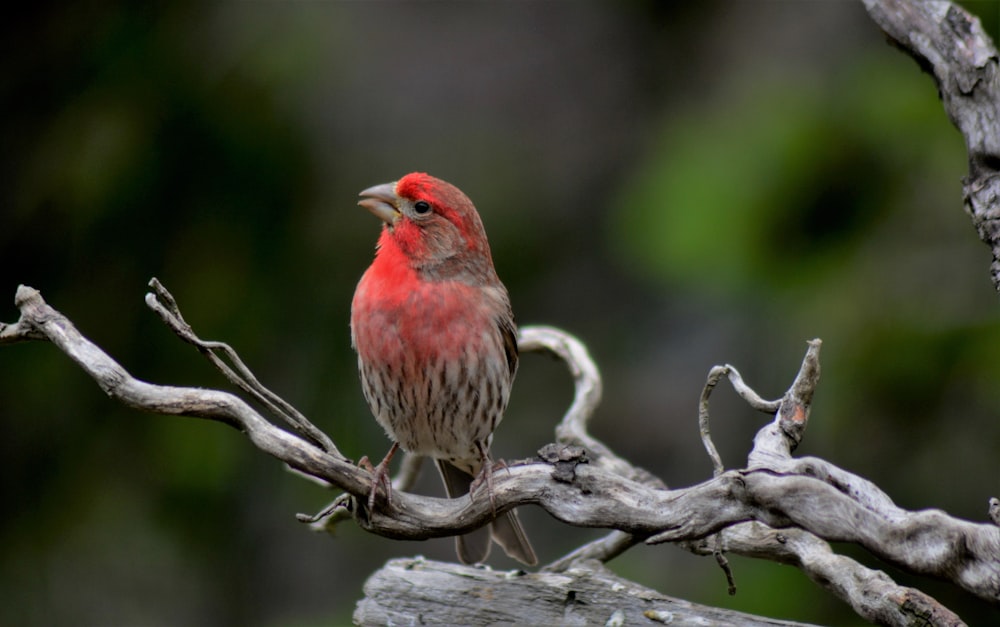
[{"x1": 2, "y1": 1, "x2": 999, "y2": 625}]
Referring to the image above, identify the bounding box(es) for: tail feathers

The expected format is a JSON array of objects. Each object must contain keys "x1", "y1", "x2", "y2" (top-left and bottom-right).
[
  {"x1": 491, "y1": 509, "x2": 537, "y2": 566},
  {"x1": 457, "y1": 521, "x2": 493, "y2": 565},
  {"x1": 435, "y1": 459, "x2": 536, "y2": 566}
]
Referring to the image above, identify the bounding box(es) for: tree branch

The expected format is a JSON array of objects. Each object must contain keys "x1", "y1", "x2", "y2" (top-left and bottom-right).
[
  {"x1": 4, "y1": 282, "x2": 993, "y2": 625},
  {"x1": 862, "y1": 0, "x2": 1000, "y2": 289},
  {"x1": 145, "y1": 278, "x2": 341, "y2": 457},
  {"x1": 4, "y1": 285, "x2": 365, "y2": 496},
  {"x1": 680, "y1": 525, "x2": 965, "y2": 627},
  {"x1": 355, "y1": 557, "x2": 820, "y2": 627}
]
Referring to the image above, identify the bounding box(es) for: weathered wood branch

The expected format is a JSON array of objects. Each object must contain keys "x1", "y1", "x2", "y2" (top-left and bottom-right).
[
  {"x1": 355, "y1": 557, "x2": 821, "y2": 627},
  {"x1": 3, "y1": 282, "x2": 992, "y2": 625},
  {"x1": 145, "y1": 277, "x2": 341, "y2": 456},
  {"x1": 862, "y1": 0, "x2": 1000, "y2": 289}
]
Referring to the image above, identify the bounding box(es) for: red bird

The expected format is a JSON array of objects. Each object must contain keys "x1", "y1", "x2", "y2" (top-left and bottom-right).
[{"x1": 350, "y1": 172, "x2": 537, "y2": 566}]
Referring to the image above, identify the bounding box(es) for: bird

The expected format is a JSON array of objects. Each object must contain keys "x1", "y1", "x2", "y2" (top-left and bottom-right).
[{"x1": 350, "y1": 172, "x2": 537, "y2": 566}]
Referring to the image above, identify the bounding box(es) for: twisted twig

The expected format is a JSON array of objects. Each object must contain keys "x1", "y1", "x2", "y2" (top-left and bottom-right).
[{"x1": 145, "y1": 278, "x2": 341, "y2": 457}]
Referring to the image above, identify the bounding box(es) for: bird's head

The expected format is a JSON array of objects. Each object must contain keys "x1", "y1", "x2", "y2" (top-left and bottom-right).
[{"x1": 358, "y1": 172, "x2": 494, "y2": 277}]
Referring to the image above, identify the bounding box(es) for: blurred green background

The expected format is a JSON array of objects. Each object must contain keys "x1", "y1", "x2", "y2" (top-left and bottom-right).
[{"x1": 2, "y1": 2, "x2": 999, "y2": 625}]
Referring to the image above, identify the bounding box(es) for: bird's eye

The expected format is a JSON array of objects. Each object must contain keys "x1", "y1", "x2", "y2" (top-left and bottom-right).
[{"x1": 413, "y1": 200, "x2": 431, "y2": 215}]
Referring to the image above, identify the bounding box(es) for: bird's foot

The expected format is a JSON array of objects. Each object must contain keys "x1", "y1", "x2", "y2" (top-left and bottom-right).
[
  {"x1": 360, "y1": 442, "x2": 399, "y2": 512},
  {"x1": 470, "y1": 444, "x2": 506, "y2": 516}
]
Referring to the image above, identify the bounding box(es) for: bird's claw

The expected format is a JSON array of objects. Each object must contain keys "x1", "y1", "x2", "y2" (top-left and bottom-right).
[
  {"x1": 360, "y1": 444, "x2": 399, "y2": 512},
  {"x1": 471, "y1": 459, "x2": 507, "y2": 516},
  {"x1": 367, "y1": 462, "x2": 393, "y2": 512}
]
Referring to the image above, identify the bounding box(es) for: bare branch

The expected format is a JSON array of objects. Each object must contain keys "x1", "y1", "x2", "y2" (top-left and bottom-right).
[
  {"x1": 145, "y1": 278, "x2": 342, "y2": 457},
  {"x1": 542, "y1": 530, "x2": 640, "y2": 572},
  {"x1": 748, "y1": 339, "x2": 822, "y2": 467},
  {"x1": 302, "y1": 451, "x2": 426, "y2": 529},
  {"x1": 520, "y1": 325, "x2": 657, "y2": 484},
  {"x1": 862, "y1": 0, "x2": 1000, "y2": 289},
  {"x1": 356, "y1": 557, "x2": 819, "y2": 627},
  {"x1": 0, "y1": 288, "x2": 48, "y2": 344},
  {"x1": 517, "y1": 327, "x2": 607, "y2": 462},
  {"x1": 699, "y1": 366, "x2": 736, "y2": 477},
  {"x1": 7, "y1": 284, "x2": 365, "y2": 496},
  {"x1": 699, "y1": 364, "x2": 783, "y2": 477},
  {"x1": 6, "y1": 285, "x2": 996, "y2": 623},
  {"x1": 682, "y1": 525, "x2": 965, "y2": 626},
  {"x1": 520, "y1": 325, "x2": 662, "y2": 573},
  {"x1": 675, "y1": 339, "x2": 981, "y2": 622}
]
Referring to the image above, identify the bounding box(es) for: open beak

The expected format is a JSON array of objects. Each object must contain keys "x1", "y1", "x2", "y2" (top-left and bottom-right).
[{"x1": 358, "y1": 182, "x2": 401, "y2": 225}]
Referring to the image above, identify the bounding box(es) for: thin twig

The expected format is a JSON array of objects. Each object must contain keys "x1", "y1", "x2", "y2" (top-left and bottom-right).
[
  {"x1": 749, "y1": 340, "x2": 822, "y2": 466},
  {"x1": 522, "y1": 325, "x2": 662, "y2": 572},
  {"x1": 698, "y1": 363, "x2": 781, "y2": 477},
  {"x1": 519, "y1": 325, "x2": 663, "y2": 488},
  {"x1": 687, "y1": 341, "x2": 819, "y2": 600},
  {"x1": 713, "y1": 540, "x2": 737, "y2": 596},
  {"x1": 302, "y1": 453, "x2": 426, "y2": 531},
  {"x1": 680, "y1": 524, "x2": 964, "y2": 625},
  {"x1": 699, "y1": 366, "x2": 731, "y2": 477},
  {"x1": 543, "y1": 530, "x2": 641, "y2": 572},
  {"x1": 145, "y1": 278, "x2": 342, "y2": 458},
  {"x1": 776, "y1": 339, "x2": 821, "y2": 448}
]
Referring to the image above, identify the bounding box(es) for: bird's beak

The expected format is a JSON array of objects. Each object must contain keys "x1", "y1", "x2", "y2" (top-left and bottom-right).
[{"x1": 358, "y1": 182, "x2": 402, "y2": 225}]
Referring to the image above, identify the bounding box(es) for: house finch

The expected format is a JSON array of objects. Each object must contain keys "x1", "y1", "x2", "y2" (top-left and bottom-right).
[{"x1": 350, "y1": 172, "x2": 537, "y2": 566}]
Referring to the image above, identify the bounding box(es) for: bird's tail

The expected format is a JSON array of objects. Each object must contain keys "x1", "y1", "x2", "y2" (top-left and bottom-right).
[{"x1": 435, "y1": 459, "x2": 537, "y2": 566}]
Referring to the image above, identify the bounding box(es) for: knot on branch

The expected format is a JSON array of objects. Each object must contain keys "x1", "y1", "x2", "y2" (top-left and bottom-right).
[
  {"x1": 538, "y1": 443, "x2": 589, "y2": 484},
  {"x1": 0, "y1": 286, "x2": 48, "y2": 343}
]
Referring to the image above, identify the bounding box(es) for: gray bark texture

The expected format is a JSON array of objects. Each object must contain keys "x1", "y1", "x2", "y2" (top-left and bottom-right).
[
  {"x1": 354, "y1": 557, "x2": 820, "y2": 627},
  {"x1": 862, "y1": 0, "x2": 1000, "y2": 289}
]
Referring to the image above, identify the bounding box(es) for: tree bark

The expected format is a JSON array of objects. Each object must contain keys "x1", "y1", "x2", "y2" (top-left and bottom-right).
[
  {"x1": 862, "y1": 0, "x2": 1000, "y2": 288},
  {"x1": 354, "y1": 557, "x2": 820, "y2": 627}
]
